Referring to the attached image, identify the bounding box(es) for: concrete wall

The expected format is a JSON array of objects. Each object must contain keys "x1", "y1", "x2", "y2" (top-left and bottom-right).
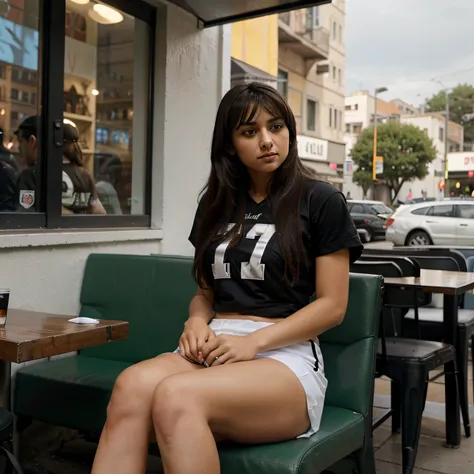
[{"x1": 0, "y1": 4, "x2": 230, "y2": 322}]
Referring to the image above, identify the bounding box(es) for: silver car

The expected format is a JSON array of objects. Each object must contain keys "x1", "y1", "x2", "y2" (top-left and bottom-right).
[{"x1": 386, "y1": 200, "x2": 474, "y2": 246}]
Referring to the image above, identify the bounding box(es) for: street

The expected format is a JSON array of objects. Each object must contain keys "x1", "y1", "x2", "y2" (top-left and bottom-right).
[{"x1": 364, "y1": 240, "x2": 393, "y2": 250}]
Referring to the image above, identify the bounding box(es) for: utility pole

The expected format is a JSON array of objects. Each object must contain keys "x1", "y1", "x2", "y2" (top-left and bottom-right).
[
  {"x1": 433, "y1": 79, "x2": 451, "y2": 197},
  {"x1": 372, "y1": 87, "x2": 388, "y2": 181},
  {"x1": 444, "y1": 89, "x2": 450, "y2": 197}
]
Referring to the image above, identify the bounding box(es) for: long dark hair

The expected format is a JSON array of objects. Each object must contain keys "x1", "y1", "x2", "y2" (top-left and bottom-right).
[
  {"x1": 193, "y1": 82, "x2": 314, "y2": 287},
  {"x1": 63, "y1": 141, "x2": 84, "y2": 167}
]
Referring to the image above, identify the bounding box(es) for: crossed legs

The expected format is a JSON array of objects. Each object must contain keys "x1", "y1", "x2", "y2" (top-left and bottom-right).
[{"x1": 91, "y1": 353, "x2": 309, "y2": 474}]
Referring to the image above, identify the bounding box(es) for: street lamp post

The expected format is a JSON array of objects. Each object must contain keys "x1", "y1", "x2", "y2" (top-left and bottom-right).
[
  {"x1": 433, "y1": 79, "x2": 451, "y2": 197},
  {"x1": 372, "y1": 86, "x2": 388, "y2": 181}
]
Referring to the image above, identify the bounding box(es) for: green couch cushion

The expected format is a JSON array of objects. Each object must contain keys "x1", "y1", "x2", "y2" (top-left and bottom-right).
[
  {"x1": 79, "y1": 254, "x2": 196, "y2": 363},
  {"x1": 320, "y1": 273, "x2": 383, "y2": 419},
  {"x1": 219, "y1": 407, "x2": 364, "y2": 474},
  {"x1": 14, "y1": 356, "x2": 130, "y2": 432}
]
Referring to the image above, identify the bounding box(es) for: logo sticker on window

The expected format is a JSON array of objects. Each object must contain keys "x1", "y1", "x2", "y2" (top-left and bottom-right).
[{"x1": 19, "y1": 190, "x2": 35, "y2": 209}]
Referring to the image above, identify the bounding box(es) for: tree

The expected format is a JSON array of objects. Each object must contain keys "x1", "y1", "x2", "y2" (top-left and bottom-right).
[
  {"x1": 351, "y1": 122, "x2": 437, "y2": 203},
  {"x1": 425, "y1": 83, "x2": 474, "y2": 150}
]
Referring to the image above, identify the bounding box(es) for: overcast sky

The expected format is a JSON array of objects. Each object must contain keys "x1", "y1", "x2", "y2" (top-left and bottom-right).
[{"x1": 345, "y1": 0, "x2": 474, "y2": 106}]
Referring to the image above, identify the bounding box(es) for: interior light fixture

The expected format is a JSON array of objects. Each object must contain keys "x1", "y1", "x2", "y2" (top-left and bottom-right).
[
  {"x1": 88, "y1": 4, "x2": 124, "y2": 24},
  {"x1": 91, "y1": 89, "x2": 99, "y2": 96}
]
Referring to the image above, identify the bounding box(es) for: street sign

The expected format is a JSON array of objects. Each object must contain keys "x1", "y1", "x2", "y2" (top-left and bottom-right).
[{"x1": 375, "y1": 156, "x2": 384, "y2": 175}]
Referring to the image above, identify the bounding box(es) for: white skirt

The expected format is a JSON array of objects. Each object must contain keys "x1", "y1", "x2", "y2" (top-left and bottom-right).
[{"x1": 175, "y1": 318, "x2": 327, "y2": 438}]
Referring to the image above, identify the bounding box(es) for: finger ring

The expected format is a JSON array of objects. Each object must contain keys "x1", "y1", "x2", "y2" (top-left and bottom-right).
[{"x1": 215, "y1": 356, "x2": 219, "y2": 360}]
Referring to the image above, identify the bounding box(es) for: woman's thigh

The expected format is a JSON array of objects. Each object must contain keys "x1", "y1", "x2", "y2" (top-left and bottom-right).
[{"x1": 154, "y1": 357, "x2": 310, "y2": 444}]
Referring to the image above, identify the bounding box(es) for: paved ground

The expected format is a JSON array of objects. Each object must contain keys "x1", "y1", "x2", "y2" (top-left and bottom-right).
[{"x1": 17, "y1": 361, "x2": 474, "y2": 473}]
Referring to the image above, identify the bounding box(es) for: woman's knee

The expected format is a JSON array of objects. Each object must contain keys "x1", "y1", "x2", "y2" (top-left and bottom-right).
[
  {"x1": 152, "y1": 374, "x2": 202, "y2": 436},
  {"x1": 107, "y1": 354, "x2": 178, "y2": 422}
]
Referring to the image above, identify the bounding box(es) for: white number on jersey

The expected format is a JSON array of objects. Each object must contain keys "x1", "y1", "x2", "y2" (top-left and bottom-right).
[{"x1": 211, "y1": 223, "x2": 276, "y2": 281}]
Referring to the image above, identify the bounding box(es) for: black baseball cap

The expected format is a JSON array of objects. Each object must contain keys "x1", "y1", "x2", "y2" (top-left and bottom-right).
[
  {"x1": 14, "y1": 115, "x2": 39, "y2": 138},
  {"x1": 63, "y1": 122, "x2": 79, "y2": 143},
  {"x1": 14, "y1": 117, "x2": 79, "y2": 143}
]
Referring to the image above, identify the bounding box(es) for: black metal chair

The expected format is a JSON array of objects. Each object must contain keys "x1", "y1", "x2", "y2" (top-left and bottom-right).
[
  {"x1": 364, "y1": 248, "x2": 473, "y2": 438},
  {"x1": 399, "y1": 254, "x2": 473, "y2": 438},
  {"x1": 0, "y1": 407, "x2": 23, "y2": 473},
  {"x1": 351, "y1": 261, "x2": 458, "y2": 474}
]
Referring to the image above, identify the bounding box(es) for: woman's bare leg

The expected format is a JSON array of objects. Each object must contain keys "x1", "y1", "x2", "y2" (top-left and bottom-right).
[
  {"x1": 91, "y1": 353, "x2": 202, "y2": 474},
  {"x1": 152, "y1": 358, "x2": 309, "y2": 474}
]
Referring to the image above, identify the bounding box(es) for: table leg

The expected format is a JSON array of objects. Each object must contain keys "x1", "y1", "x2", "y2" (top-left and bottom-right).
[
  {"x1": 443, "y1": 294, "x2": 461, "y2": 448},
  {"x1": 0, "y1": 360, "x2": 11, "y2": 410}
]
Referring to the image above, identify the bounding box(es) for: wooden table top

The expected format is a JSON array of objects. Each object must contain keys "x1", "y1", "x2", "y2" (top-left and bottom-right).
[
  {"x1": 0, "y1": 309, "x2": 129, "y2": 363},
  {"x1": 384, "y1": 269, "x2": 474, "y2": 296}
]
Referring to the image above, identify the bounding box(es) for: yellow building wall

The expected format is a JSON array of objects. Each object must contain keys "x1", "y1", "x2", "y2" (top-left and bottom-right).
[{"x1": 231, "y1": 15, "x2": 278, "y2": 77}]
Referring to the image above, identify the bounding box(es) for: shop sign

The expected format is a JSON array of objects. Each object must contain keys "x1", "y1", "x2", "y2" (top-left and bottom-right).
[
  {"x1": 297, "y1": 135, "x2": 328, "y2": 162},
  {"x1": 447, "y1": 153, "x2": 474, "y2": 172}
]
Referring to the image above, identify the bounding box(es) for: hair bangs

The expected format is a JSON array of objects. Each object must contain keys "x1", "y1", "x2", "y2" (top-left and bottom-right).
[{"x1": 227, "y1": 86, "x2": 292, "y2": 132}]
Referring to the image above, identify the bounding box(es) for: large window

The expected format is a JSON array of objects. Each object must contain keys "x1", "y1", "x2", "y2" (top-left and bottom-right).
[
  {"x1": 0, "y1": 0, "x2": 155, "y2": 229},
  {"x1": 306, "y1": 99, "x2": 316, "y2": 131}
]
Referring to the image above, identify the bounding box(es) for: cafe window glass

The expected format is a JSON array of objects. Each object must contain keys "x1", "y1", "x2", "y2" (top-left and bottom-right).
[
  {"x1": 63, "y1": 0, "x2": 151, "y2": 216},
  {"x1": 0, "y1": 0, "x2": 42, "y2": 214},
  {"x1": 0, "y1": 0, "x2": 154, "y2": 229}
]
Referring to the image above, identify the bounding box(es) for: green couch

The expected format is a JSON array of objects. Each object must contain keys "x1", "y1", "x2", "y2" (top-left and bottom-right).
[{"x1": 14, "y1": 254, "x2": 383, "y2": 474}]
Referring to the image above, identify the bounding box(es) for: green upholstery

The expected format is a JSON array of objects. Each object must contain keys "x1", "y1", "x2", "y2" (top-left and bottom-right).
[
  {"x1": 14, "y1": 254, "x2": 383, "y2": 474},
  {"x1": 79, "y1": 254, "x2": 196, "y2": 362},
  {"x1": 219, "y1": 407, "x2": 364, "y2": 474}
]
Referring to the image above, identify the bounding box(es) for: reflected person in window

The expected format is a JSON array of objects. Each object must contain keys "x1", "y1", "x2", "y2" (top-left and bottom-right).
[
  {"x1": 14, "y1": 116, "x2": 39, "y2": 211},
  {"x1": 91, "y1": 83, "x2": 363, "y2": 474},
  {"x1": 61, "y1": 122, "x2": 105, "y2": 215}
]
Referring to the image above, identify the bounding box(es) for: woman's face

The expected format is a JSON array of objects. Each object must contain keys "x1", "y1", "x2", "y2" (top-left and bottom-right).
[{"x1": 231, "y1": 107, "x2": 290, "y2": 176}]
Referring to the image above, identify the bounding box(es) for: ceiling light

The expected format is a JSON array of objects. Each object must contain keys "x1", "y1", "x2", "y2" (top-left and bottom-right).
[
  {"x1": 89, "y1": 4, "x2": 123, "y2": 24},
  {"x1": 70, "y1": 0, "x2": 90, "y2": 4},
  {"x1": 91, "y1": 89, "x2": 99, "y2": 96}
]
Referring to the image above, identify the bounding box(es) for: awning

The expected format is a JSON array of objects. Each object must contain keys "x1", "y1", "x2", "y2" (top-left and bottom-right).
[
  {"x1": 231, "y1": 58, "x2": 278, "y2": 84},
  {"x1": 167, "y1": 0, "x2": 332, "y2": 28},
  {"x1": 302, "y1": 159, "x2": 345, "y2": 185}
]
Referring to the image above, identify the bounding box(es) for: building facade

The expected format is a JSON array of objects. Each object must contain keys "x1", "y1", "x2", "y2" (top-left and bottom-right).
[
  {"x1": 277, "y1": 1, "x2": 346, "y2": 188},
  {"x1": 230, "y1": 15, "x2": 279, "y2": 87}
]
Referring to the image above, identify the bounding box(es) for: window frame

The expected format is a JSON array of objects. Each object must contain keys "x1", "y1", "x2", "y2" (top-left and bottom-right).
[{"x1": 0, "y1": 0, "x2": 156, "y2": 230}]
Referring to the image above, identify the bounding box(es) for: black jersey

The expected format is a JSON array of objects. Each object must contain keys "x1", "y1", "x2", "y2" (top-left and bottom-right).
[
  {"x1": 189, "y1": 180, "x2": 363, "y2": 318},
  {"x1": 62, "y1": 162, "x2": 96, "y2": 214}
]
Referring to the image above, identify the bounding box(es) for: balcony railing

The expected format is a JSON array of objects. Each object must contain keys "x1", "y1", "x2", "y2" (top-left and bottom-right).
[{"x1": 278, "y1": 9, "x2": 329, "y2": 60}]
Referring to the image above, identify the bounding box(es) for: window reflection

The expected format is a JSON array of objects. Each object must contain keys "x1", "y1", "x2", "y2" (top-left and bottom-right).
[
  {"x1": 64, "y1": 0, "x2": 150, "y2": 215},
  {"x1": 0, "y1": 0, "x2": 41, "y2": 212}
]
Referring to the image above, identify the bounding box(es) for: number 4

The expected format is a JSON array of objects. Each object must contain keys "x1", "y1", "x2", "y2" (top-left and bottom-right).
[{"x1": 212, "y1": 223, "x2": 276, "y2": 281}]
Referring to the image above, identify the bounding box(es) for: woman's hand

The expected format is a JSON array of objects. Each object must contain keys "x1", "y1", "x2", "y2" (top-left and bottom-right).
[
  {"x1": 199, "y1": 334, "x2": 259, "y2": 367},
  {"x1": 179, "y1": 318, "x2": 216, "y2": 363}
]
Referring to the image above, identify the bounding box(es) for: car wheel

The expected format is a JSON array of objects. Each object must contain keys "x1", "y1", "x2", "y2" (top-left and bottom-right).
[
  {"x1": 363, "y1": 229, "x2": 373, "y2": 243},
  {"x1": 406, "y1": 230, "x2": 432, "y2": 246}
]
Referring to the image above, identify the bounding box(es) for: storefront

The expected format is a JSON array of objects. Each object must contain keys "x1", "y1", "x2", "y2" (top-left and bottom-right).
[
  {"x1": 0, "y1": 0, "x2": 332, "y2": 323},
  {"x1": 447, "y1": 152, "x2": 474, "y2": 197},
  {"x1": 297, "y1": 135, "x2": 345, "y2": 189}
]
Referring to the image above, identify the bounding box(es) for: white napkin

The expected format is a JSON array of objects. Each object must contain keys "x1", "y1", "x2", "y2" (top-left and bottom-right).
[{"x1": 68, "y1": 317, "x2": 100, "y2": 324}]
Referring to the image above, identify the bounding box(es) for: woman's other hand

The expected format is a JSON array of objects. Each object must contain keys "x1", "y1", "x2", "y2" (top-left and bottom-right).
[
  {"x1": 179, "y1": 318, "x2": 216, "y2": 363},
  {"x1": 199, "y1": 334, "x2": 259, "y2": 367}
]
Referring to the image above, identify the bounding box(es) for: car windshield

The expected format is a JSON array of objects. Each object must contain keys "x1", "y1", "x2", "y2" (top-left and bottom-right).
[{"x1": 371, "y1": 204, "x2": 392, "y2": 214}]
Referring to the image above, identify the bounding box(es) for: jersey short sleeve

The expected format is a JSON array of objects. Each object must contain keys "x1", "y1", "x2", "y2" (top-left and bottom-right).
[
  {"x1": 188, "y1": 196, "x2": 205, "y2": 248},
  {"x1": 309, "y1": 184, "x2": 363, "y2": 263}
]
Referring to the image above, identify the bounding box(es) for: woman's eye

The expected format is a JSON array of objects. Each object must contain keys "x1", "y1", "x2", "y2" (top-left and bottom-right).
[
  {"x1": 271, "y1": 123, "x2": 284, "y2": 131},
  {"x1": 242, "y1": 129, "x2": 256, "y2": 136}
]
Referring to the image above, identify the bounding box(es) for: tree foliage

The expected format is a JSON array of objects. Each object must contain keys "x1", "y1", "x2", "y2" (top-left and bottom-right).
[
  {"x1": 351, "y1": 122, "x2": 437, "y2": 203},
  {"x1": 425, "y1": 83, "x2": 474, "y2": 149}
]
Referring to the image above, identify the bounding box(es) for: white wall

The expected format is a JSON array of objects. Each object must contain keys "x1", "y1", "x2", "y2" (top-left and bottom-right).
[{"x1": 0, "y1": 4, "x2": 229, "y2": 321}]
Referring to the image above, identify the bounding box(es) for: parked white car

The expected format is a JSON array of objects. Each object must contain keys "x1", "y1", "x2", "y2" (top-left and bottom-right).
[{"x1": 386, "y1": 200, "x2": 474, "y2": 246}]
